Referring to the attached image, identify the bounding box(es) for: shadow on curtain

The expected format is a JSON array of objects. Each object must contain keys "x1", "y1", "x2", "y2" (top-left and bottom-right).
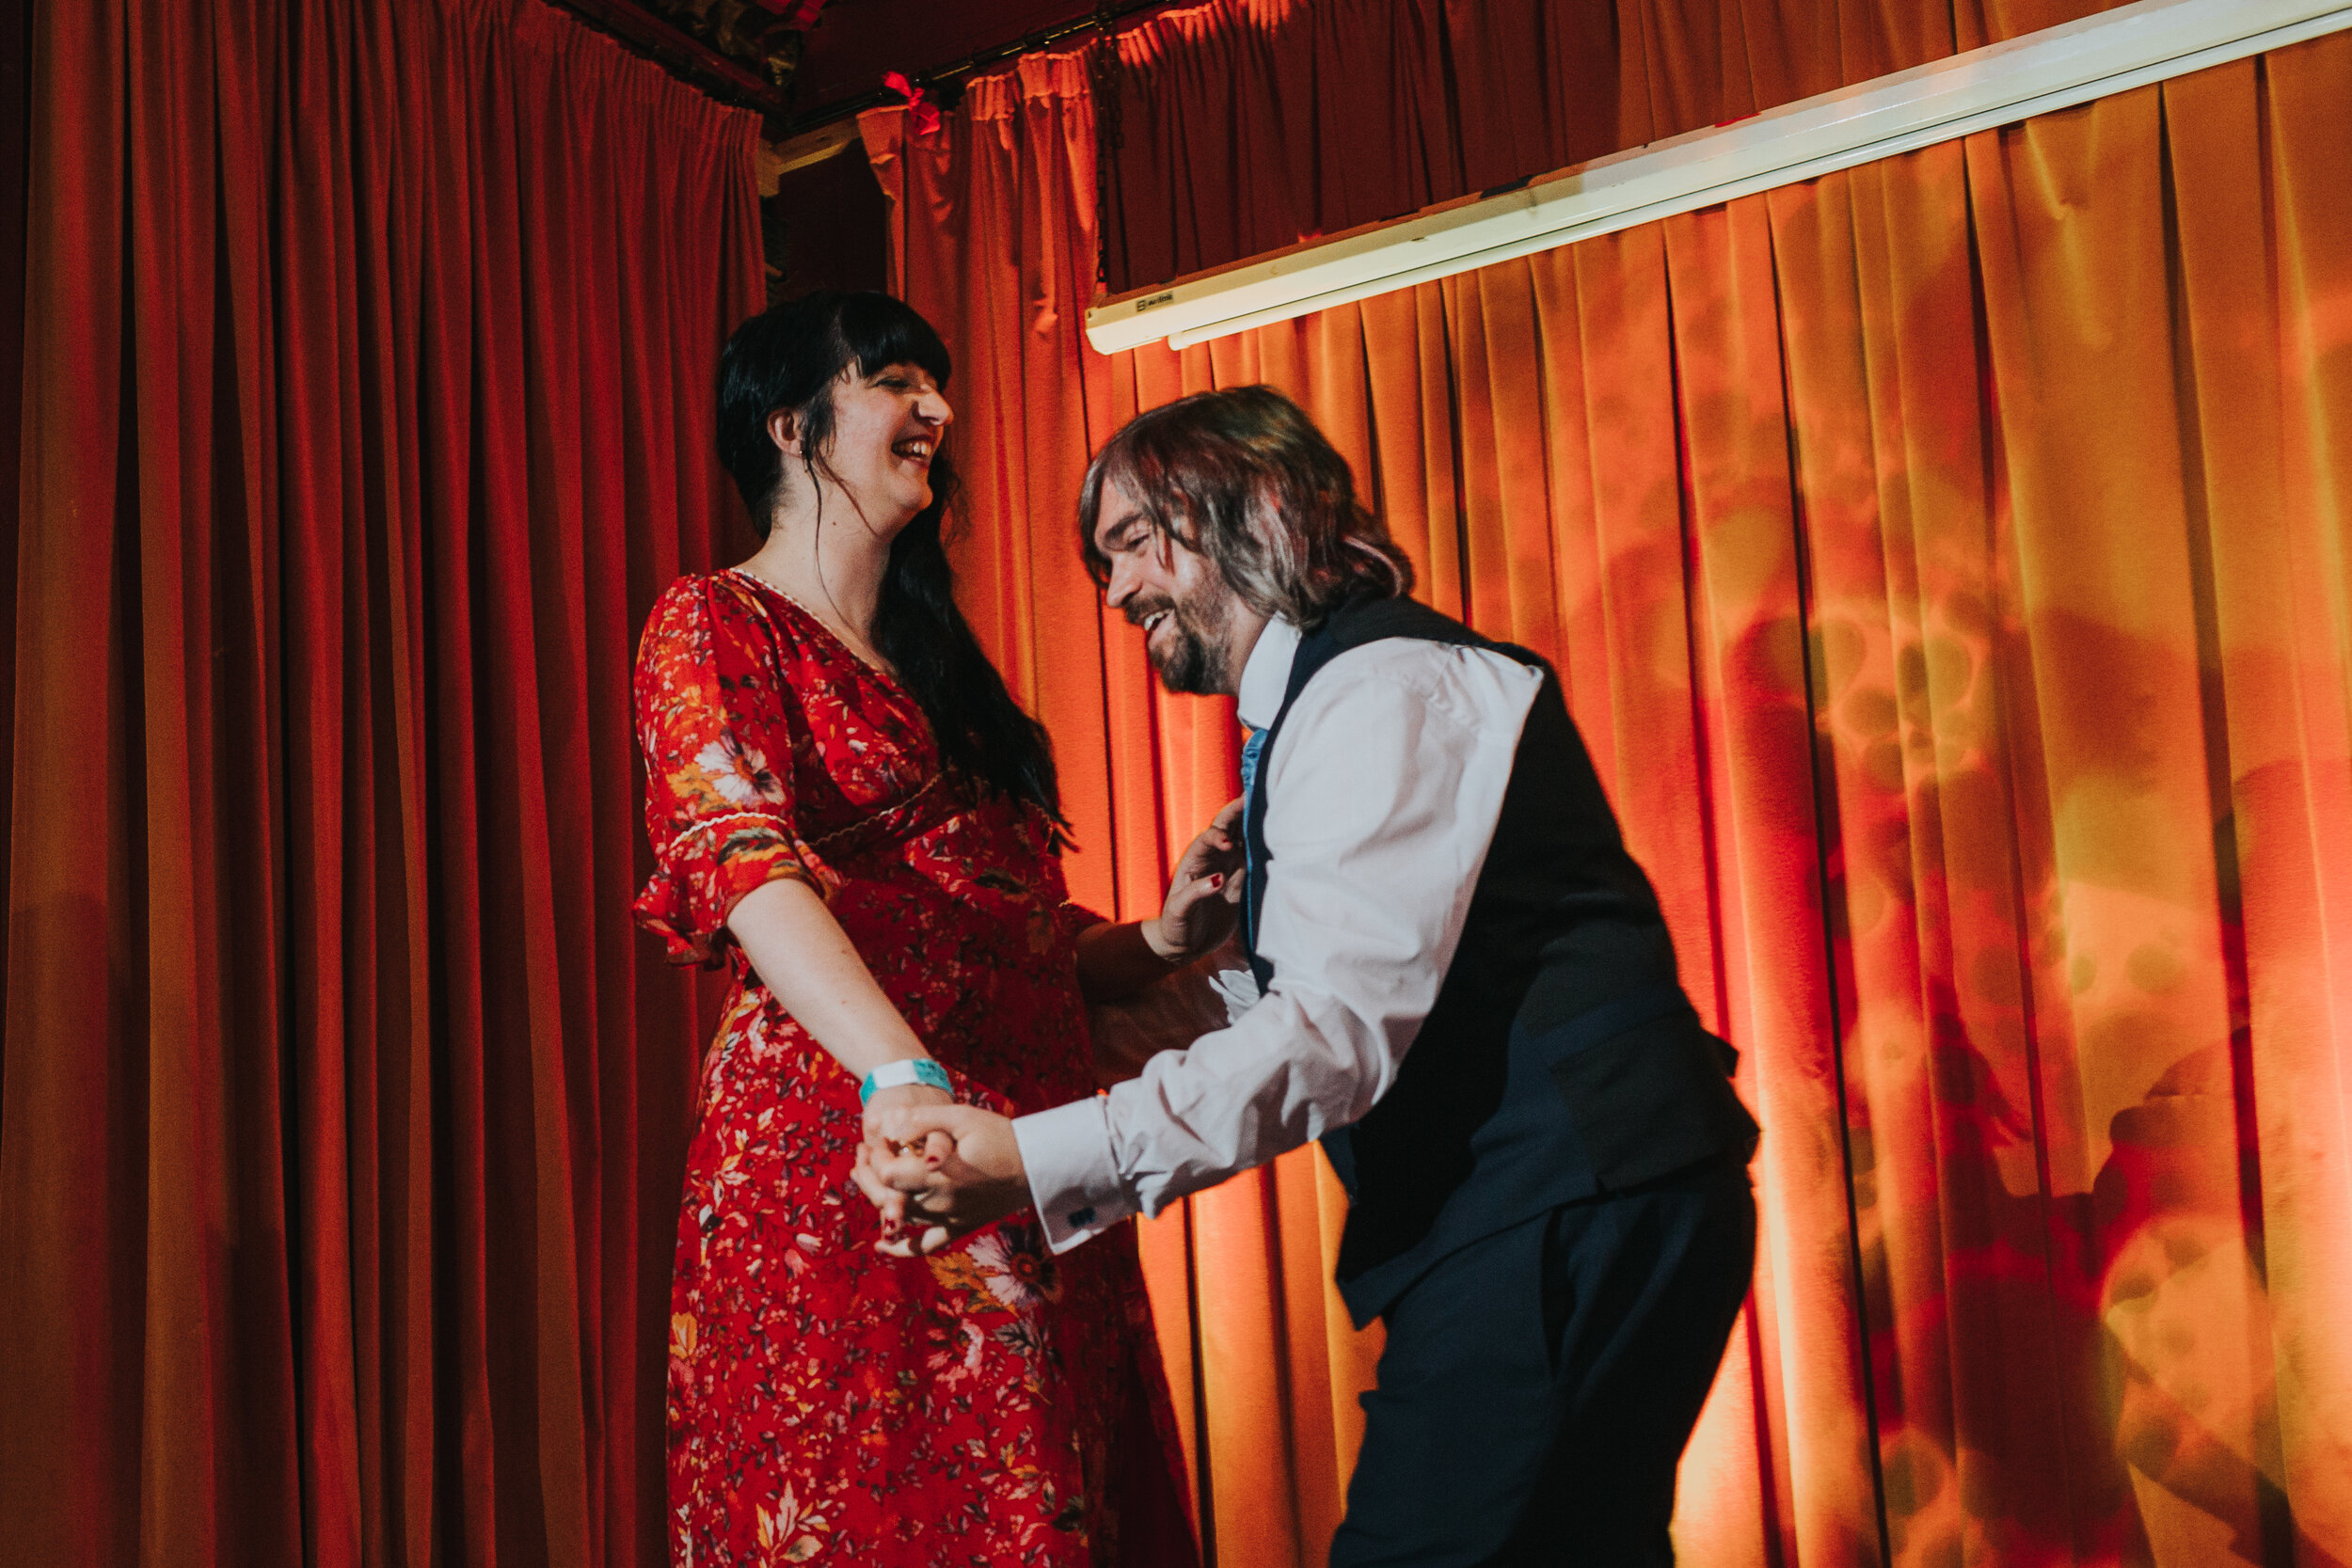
[
  {"x1": 862, "y1": 14, "x2": 2352, "y2": 1568},
  {"x1": 2, "y1": 2, "x2": 764, "y2": 1562}
]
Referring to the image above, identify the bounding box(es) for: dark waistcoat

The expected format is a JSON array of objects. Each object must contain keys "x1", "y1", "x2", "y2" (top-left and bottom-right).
[{"x1": 1243, "y1": 594, "x2": 1758, "y2": 1325}]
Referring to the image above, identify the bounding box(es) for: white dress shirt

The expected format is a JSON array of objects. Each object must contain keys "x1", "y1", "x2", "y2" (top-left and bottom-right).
[{"x1": 1013, "y1": 614, "x2": 1546, "y2": 1252}]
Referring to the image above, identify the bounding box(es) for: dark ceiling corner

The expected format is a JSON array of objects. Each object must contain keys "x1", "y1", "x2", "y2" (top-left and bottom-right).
[{"x1": 548, "y1": 0, "x2": 812, "y2": 127}]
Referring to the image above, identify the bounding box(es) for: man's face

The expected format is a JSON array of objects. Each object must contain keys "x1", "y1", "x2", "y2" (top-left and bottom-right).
[{"x1": 1092, "y1": 480, "x2": 1256, "y2": 696}]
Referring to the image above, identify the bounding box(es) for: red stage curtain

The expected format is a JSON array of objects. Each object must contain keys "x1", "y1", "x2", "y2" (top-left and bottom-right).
[
  {"x1": 1, "y1": 2, "x2": 764, "y2": 1563},
  {"x1": 1100, "y1": 0, "x2": 2127, "y2": 292},
  {"x1": 864, "y1": 14, "x2": 2352, "y2": 1567}
]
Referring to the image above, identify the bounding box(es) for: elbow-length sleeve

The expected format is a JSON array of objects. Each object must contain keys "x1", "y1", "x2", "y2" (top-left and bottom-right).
[{"x1": 632, "y1": 575, "x2": 834, "y2": 967}]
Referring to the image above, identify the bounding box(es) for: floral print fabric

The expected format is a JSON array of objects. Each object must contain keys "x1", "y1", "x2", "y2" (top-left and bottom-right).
[{"x1": 634, "y1": 570, "x2": 1195, "y2": 1567}]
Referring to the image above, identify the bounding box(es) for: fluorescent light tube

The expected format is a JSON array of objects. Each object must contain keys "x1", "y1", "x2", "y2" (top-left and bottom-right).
[{"x1": 1084, "y1": 0, "x2": 2352, "y2": 355}]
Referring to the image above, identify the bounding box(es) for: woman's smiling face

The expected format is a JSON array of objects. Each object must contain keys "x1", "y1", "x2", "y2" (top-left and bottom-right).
[{"x1": 790, "y1": 359, "x2": 952, "y2": 533}]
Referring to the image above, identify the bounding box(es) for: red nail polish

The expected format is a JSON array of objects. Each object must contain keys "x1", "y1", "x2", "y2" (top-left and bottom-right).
[{"x1": 1208, "y1": 873, "x2": 1223, "y2": 889}]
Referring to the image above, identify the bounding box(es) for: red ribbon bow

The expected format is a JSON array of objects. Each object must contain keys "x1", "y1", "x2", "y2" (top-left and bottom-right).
[{"x1": 883, "y1": 70, "x2": 944, "y2": 136}]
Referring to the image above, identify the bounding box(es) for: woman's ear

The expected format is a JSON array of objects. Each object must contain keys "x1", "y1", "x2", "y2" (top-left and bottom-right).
[{"x1": 767, "y1": 406, "x2": 800, "y2": 457}]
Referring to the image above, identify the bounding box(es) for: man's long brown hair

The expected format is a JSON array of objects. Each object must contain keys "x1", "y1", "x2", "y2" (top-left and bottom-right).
[{"x1": 1077, "y1": 386, "x2": 1414, "y2": 627}]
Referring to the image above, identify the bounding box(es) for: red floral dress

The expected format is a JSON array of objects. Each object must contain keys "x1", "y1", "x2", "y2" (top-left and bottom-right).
[{"x1": 633, "y1": 569, "x2": 1196, "y2": 1567}]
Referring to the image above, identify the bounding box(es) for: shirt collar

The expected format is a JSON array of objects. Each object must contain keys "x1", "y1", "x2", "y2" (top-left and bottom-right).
[{"x1": 1235, "y1": 616, "x2": 1300, "y2": 732}]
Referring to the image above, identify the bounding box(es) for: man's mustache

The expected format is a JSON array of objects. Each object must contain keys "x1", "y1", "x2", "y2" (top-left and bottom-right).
[{"x1": 1123, "y1": 598, "x2": 1175, "y2": 629}]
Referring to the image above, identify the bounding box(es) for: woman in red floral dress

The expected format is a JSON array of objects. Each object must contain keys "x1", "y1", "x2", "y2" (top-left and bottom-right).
[{"x1": 635, "y1": 293, "x2": 1204, "y2": 1566}]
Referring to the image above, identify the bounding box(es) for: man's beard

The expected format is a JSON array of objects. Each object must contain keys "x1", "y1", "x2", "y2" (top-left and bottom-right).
[{"x1": 1134, "y1": 591, "x2": 1232, "y2": 695}]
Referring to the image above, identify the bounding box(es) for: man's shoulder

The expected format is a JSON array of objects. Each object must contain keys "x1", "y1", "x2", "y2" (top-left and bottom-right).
[
  {"x1": 1295, "y1": 636, "x2": 1543, "y2": 733},
  {"x1": 1315, "y1": 594, "x2": 1482, "y2": 653}
]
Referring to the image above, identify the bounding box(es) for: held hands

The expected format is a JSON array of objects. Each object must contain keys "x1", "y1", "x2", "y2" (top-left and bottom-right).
[
  {"x1": 860, "y1": 1079, "x2": 955, "y2": 1165},
  {"x1": 1142, "y1": 796, "x2": 1246, "y2": 962},
  {"x1": 853, "y1": 1103, "x2": 1030, "y2": 1256}
]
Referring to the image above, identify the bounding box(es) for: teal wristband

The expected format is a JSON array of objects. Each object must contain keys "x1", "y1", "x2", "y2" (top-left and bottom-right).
[{"x1": 860, "y1": 1057, "x2": 953, "y2": 1105}]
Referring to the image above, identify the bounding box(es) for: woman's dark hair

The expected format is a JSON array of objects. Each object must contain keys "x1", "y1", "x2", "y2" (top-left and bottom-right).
[
  {"x1": 717, "y1": 292, "x2": 1062, "y2": 826},
  {"x1": 1077, "y1": 385, "x2": 1413, "y2": 628}
]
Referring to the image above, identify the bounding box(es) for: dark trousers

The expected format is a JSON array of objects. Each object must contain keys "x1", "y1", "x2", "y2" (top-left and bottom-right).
[{"x1": 1328, "y1": 1154, "x2": 1756, "y2": 1566}]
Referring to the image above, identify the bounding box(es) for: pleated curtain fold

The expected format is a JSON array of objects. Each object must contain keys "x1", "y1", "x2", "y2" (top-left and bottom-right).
[
  {"x1": 2, "y1": 2, "x2": 765, "y2": 1563},
  {"x1": 1098, "y1": 0, "x2": 2137, "y2": 292}
]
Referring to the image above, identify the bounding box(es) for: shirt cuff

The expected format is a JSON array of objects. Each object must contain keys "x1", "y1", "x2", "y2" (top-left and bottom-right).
[{"x1": 1014, "y1": 1096, "x2": 1136, "y2": 1253}]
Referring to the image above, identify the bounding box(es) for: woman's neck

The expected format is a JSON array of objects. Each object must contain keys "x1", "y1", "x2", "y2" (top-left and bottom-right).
[{"x1": 739, "y1": 495, "x2": 900, "y2": 664}]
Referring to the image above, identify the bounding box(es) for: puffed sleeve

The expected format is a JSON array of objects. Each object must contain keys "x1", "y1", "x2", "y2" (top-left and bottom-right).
[{"x1": 631, "y1": 575, "x2": 836, "y2": 967}]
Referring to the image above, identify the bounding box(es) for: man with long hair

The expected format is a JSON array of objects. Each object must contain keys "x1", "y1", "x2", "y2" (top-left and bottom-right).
[{"x1": 859, "y1": 385, "x2": 1759, "y2": 1564}]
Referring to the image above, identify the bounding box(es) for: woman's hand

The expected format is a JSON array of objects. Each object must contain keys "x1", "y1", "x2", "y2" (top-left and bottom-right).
[
  {"x1": 1073, "y1": 798, "x2": 1248, "y2": 1005},
  {"x1": 861, "y1": 1079, "x2": 955, "y2": 1166},
  {"x1": 1142, "y1": 796, "x2": 1246, "y2": 961}
]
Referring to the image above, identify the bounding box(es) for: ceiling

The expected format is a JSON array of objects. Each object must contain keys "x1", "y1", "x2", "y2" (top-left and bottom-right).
[
  {"x1": 588, "y1": 0, "x2": 1124, "y2": 128},
  {"x1": 794, "y1": 0, "x2": 1104, "y2": 121}
]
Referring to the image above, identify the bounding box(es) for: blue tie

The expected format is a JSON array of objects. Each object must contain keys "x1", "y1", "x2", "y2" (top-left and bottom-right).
[{"x1": 1238, "y1": 726, "x2": 1267, "y2": 950}]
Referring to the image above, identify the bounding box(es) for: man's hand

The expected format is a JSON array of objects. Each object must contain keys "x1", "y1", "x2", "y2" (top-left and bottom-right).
[
  {"x1": 1144, "y1": 796, "x2": 1246, "y2": 960},
  {"x1": 853, "y1": 1102, "x2": 1030, "y2": 1257}
]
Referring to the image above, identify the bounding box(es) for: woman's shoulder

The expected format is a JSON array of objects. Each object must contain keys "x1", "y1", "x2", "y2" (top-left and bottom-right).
[
  {"x1": 649, "y1": 566, "x2": 762, "y2": 614},
  {"x1": 636, "y1": 575, "x2": 761, "y2": 694},
  {"x1": 643, "y1": 568, "x2": 770, "y2": 642},
  {"x1": 641, "y1": 569, "x2": 866, "y2": 705}
]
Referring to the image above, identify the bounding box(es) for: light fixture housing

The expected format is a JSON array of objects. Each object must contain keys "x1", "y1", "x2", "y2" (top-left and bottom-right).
[{"x1": 1084, "y1": 0, "x2": 2352, "y2": 356}]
